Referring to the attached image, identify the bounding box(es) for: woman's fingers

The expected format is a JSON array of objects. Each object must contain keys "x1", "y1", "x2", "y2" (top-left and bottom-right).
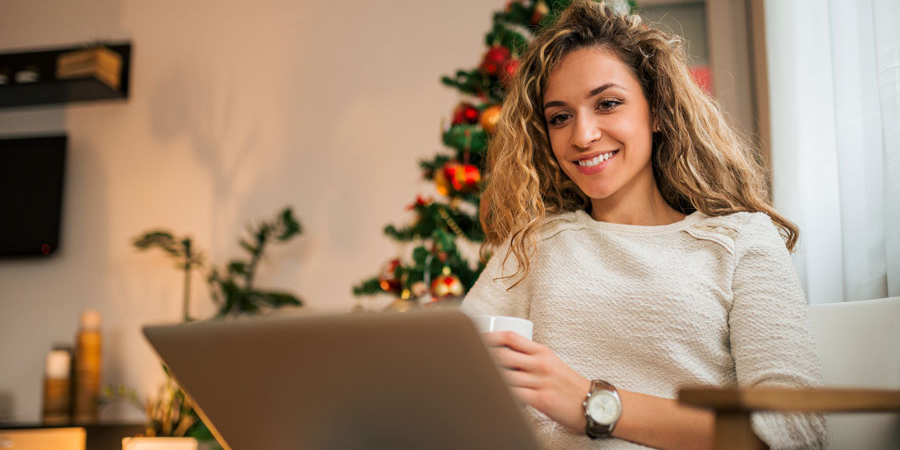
[
  {"x1": 499, "y1": 367, "x2": 542, "y2": 389},
  {"x1": 490, "y1": 346, "x2": 536, "y2": 371},
  {"x1": 482, "y1": 331, "x2": 542, "y2": 354},
  {"x1": 509, "y1": 386, "x2": 539, "y2": 405}
]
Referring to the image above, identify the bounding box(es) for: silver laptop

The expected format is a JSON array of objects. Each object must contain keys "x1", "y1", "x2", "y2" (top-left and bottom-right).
[{"x1": 143, "y1": 309, "x2": 544, "y2": 450}]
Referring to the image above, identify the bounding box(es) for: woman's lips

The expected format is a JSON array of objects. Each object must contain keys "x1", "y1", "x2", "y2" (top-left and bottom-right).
[{"x1": 574, "y1": 150, "x2": 618, "y2": 175}]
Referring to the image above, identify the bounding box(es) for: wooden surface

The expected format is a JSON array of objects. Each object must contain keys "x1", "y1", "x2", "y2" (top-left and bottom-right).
[
  {"x1": 679, "y1": 386, "x2": 900, "y2": 413},
  {"x1": 712, "y1": 411, "x2": 767, "y2": 450},
  {"x1": 0, "y1": 422, "x2": 144, "y2": 450},
  {"x1": 0, "y1": 427, "x2": 86, "y2": 450}
]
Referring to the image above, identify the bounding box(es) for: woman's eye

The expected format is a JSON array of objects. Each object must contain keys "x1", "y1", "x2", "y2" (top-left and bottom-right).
[
  {"x1": 597, "y1": 99, "x2": 622, "y2": 111},
  {"x1": 548, "y1": 113, "x2": 571, "y2": 126}
]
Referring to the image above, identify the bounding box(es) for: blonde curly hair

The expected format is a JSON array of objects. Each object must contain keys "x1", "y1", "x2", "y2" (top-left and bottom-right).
[{"x1": 481, "y1": 0, "x2": 798, "y2": 286}]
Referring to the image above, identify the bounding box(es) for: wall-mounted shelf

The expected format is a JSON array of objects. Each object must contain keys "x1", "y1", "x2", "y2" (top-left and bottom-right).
[{"x1": 0, "y1": 42, "x2": 131, "y2": 109}]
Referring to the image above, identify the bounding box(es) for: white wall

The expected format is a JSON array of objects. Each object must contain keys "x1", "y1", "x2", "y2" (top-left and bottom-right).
[{"x1": 0, "y1": 0, "x2": 499, "y2": 422}]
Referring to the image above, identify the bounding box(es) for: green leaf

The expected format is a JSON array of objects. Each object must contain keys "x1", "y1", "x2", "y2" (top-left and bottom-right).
[
  {"x1": 254, "y1": 291, "x2": 302, "y2": 308},
  {"x1": 227, "y1": 261, "x2": 247, "y2": 277},
  {"x1": 353, "y1": 277, "x2": 384, "y2": 296},
  {"x1": 133, "y1": 230, "x2": 181, "y2": 257},
  {"x1": 277, "y1": 207, "x2": 302, "y2": 241},
  {"x1": 442, "y1": 125, "x2": 488, "y2": 154},
  {"x1": 412, "y1": 246, "x2": 431, "y2": 266},
  {"x1": 485, "y1": 23, "x2": 529, "y2": 54},
  {"x1": 214, "y1": 278, "x2": 243, "y2": 317},
  {"x1": 238, "y1": 238, "x2": 257, "y2": 254}
]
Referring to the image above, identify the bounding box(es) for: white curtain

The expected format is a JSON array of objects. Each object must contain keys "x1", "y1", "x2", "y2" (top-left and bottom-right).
[{"x1": 764, "y1": 0, "x2": 899, "y2": 304}]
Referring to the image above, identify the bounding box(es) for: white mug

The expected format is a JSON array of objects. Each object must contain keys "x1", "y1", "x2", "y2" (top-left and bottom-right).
[{"x1": 471, "y1": 314, "x2": 533, "y2": 340}]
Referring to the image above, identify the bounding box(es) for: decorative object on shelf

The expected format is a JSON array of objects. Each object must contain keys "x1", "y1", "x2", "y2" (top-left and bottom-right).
[
  {"x1": 129, "y1": 206, "x2": 305, "y2": 448},
  {"x1": 0, "y1": 42, "x2": 131, "y2": 108},
  {"x1": 73, "y1": 310, "x2": 103, "y2": 423},
  {"x1": 36, "y1": 311, "x2": 104, "y2": 425},
  {"x1": 41, "y1": 347, "x2": 72, "y2": 424},
  {"x1": 56, "y1": 45, "x2": 123, "y2": 90},
  {"x1": 14, "y1": 65, "x2": 40, "y2": 83}
]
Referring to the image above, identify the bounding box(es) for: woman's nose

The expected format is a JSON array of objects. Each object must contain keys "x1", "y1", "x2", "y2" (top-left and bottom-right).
[{"x1": 570, "y1": 115, "x2": 602, "y2": 149}]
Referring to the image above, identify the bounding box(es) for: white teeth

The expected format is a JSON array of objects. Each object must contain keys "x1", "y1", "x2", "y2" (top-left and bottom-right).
[{"x1": 576, "y1": 151, "x2": 616, "y2": 167}]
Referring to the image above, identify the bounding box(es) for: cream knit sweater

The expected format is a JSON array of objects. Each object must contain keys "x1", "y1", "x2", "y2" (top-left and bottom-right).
[{"x1": 461, "y1": 210, "x2": 826, "y2": 450}]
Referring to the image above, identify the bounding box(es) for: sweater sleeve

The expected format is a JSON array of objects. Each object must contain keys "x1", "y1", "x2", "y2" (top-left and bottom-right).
[
  {"x1": 729, "y1": 213, "x2": 827, "y2": 450},
  {"x1": 459, "y1": 242, "x2": 530, "y2": 320}
]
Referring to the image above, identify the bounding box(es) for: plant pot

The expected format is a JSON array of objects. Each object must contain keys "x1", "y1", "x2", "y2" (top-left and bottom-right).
[{"x1": 122, "y1": 437, "x2": 198, "y2": 450}]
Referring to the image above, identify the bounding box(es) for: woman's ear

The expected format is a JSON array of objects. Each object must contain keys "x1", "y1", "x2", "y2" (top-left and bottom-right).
[{"x1": 650, "y1": 110, "x2": 661, "y2": 132}]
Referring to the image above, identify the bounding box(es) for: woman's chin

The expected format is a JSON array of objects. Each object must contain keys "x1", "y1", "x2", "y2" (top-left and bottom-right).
[{"x1": 577, "y1": 185, "x2": 616, "y2": 201}]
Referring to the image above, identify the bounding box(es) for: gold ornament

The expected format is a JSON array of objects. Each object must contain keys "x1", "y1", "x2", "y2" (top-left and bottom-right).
[
  {"x1": 479, "y1": 105, "x2": 502, "y2": 133},
  {"x1": 431, "y1": 267, "x2": 464, "y2": 299},
  {"x1": 434, "y1": 168, "x2": 452, "y2": 196},
  {"x1": 531, "y1": 0, "x2": 550, "y2": 25}
]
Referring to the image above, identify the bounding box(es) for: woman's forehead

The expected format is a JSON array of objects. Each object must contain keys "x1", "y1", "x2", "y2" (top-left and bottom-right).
[{"x1": 544, "y1": 46, "x2": 639, "y2": 98}]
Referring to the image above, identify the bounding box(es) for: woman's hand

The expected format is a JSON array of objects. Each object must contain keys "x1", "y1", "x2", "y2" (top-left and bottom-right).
[{"x1": 484, "y1": 331, "x2": 592, "y2": 432}]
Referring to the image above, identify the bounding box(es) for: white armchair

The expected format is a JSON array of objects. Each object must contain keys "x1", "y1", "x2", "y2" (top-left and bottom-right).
[{"x1": 680, "y1": 296, "x2": 900, "y2": 450}]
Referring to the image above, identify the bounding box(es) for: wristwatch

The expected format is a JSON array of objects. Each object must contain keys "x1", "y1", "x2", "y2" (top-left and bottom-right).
[{"x1": 583, "y1": 379, "x2": 622, "y2": 439}]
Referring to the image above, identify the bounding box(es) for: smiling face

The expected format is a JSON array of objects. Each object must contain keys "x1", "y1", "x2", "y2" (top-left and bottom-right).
[{"x1": 543, "y1": 46, "x2": 657, "y2": 208}]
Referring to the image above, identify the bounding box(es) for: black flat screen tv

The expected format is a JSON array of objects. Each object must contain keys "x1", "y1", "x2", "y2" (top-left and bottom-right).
[{"x1": 0, "y1": 135, "x2": 66, "y2": 257}]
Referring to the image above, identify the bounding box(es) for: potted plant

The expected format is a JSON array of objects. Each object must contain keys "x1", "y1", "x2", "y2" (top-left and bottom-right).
[{"x1": 126, "y1": 207, "x2": 303, "y2": 449}]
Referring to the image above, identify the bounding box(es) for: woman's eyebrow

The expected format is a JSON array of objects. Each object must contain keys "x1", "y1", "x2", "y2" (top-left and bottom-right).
[
  {"x1": 543, "y1": 83, "x2": 622, "y2": 110},
  {"x1": 587, "y1": 83, "x2": 621, "y2": 98}
]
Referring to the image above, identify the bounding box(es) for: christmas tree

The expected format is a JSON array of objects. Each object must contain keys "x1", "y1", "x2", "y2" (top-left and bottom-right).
[{"x1": 352, "y1": 0, "x2": 635, "y2": 311}]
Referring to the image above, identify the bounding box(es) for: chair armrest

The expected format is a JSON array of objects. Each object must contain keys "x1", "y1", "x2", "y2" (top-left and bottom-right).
[{"x1": 679, "y1": 386, "x2": 900, "y2": 413}]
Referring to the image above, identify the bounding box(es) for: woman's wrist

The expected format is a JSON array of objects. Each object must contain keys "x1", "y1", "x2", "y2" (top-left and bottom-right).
[{"x1": 562, "y1": 376, "x2": 592, "y2": 432}]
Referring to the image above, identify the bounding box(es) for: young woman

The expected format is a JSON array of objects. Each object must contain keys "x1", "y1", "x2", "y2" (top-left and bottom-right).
[{"x1": 460, "y1": 2, "x2": 826, "y2": 449}]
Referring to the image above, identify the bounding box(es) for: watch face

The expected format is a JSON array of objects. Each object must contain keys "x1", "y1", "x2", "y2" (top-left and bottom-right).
[{"x1": 588, "y1": 391, "x2": 622, "y2": 425}]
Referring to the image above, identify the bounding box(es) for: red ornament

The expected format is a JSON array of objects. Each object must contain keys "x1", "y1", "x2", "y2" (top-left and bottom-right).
[
  {"x1": 406, "y1": 195, "x2": 433, "y2": 210},
  {"x1": 431, "y1": 270, "x2": 464, "y2": 299},
  {"x1": 481, "y1": 45, "x2": 511, "y2": 76},
  {"x1": 440, "y1": 162, "x2": 481, "y2": 195},
  {"x1": 501, "y1": 58, "x2": 519, "y2": 85},
  {"x1": 379, "y1": 259, "x2": 402, "y2": 293},
  {"x1": 452, "y1": 102, "x2": 480, "y2": 125}
]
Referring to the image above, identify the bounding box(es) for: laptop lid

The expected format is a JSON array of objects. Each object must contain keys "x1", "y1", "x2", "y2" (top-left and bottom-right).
[{"x1": 143, "y1": 309, "x2": 543, "y2": 450}]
